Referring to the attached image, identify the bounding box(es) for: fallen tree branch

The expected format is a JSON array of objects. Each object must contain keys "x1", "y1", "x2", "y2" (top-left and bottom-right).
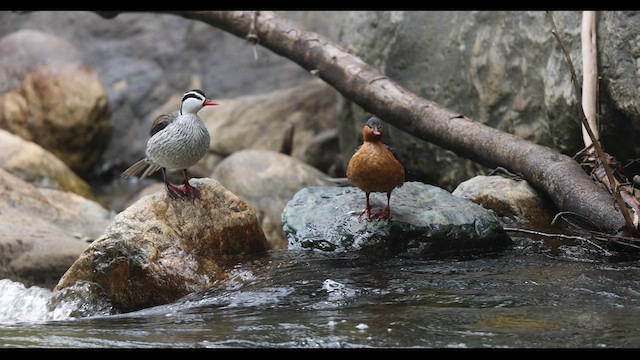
[{"x1": 95, "y1": 11, "x2": 628, "y2": 236}]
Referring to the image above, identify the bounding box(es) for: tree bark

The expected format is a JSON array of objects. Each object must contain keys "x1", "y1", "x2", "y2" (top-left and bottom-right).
[{"x1": 98, "y1": 11, "x2": 627, "y2": 235}]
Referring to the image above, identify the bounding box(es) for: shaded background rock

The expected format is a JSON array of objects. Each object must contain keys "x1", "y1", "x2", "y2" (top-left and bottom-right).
[
  {"x1": 196, "y1": 79, "x2": 341, "y2": 178},
  {"x1": 0, "y1": 11, "x2": 329, "y2": 177},
  {"x1": 54, "y1": 178, "x2": 270, "y2": 313},
  {"x1": 0, "y1": 29, "x2": 112, "y2": 177},
  {"x1": 282, "y1": 182, "x2": 513, "y2": 258},
  {"x1": 302, "y1": 127, "x2": 343, "y2": 178},
  {"x1": 212, "y1": 149, "x2": 334, "y2": 249}
]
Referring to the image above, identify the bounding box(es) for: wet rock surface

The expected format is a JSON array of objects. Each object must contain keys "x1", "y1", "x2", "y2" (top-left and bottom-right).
[{"x1": 282, "y1": 181, "x2": 513, "y2": 258}]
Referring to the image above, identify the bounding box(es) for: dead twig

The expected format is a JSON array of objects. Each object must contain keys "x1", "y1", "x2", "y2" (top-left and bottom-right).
[
  {"x1": 246, "y1": 11, "x2": 260, "y2": 60},
  {"x1": 550, "y1": 212, "x2": 640, "y2": 251},
  {"x1": 488, "y1": 166, "x2": 523, "y2": 180},
  {"x1": 503, "y1": 227, "x2": 612, "y2": 255}
]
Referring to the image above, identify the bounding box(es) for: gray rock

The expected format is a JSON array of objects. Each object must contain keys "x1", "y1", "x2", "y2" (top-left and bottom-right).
[
  {"x1": 303, "y1": 127, "x2": 344, "y2": 178},
  {"x1": 337, "y1": 11, "x2": 640, "y2": 189},
  {"x1": 282, "y1": 182, "x2": 513, "y2": 258},
  {"x1": 198, "y1": 79, "x2": 341, "y2": 177}
]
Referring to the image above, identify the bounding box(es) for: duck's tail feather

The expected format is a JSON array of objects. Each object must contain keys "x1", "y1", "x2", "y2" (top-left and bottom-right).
[{"x1": 121, "y1": 159, "x2": 161, "y2": 179}]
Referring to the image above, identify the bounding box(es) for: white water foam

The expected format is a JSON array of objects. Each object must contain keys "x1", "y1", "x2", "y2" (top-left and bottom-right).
[
  {"x1": 0, "y1": 279, "x2": 115, "y2": 324},
  {"x1": 0, "y1": 279, "x2": 55, "y2": 323}
]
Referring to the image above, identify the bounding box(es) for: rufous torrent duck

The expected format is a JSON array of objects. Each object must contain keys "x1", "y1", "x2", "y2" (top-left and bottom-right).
[{"x1": 346, "y1": 116, "x2": 405, "y2": 222}]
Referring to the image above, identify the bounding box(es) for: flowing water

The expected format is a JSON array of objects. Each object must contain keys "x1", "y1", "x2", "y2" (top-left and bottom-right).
[{"x1": 1, "y1": 235, "x2": 639, "y2": 349}]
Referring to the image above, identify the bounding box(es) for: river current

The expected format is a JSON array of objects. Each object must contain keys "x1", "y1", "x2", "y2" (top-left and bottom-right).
[{"x1": 1, "y1": 235, "x2": 639, "y2": 349}]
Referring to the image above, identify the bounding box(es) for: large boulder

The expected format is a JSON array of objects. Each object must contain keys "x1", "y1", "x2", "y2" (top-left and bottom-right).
[
  {"x1": 337, "y1": 11, "x2": 640, "y2": 189},
  {"x1": 54, "y1": 178, "x2": 270, "y2": 313}
]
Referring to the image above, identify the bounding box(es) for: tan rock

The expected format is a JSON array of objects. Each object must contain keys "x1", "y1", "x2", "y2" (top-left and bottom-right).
[
  {"x1": 452, "y1": 175, "x2": 555, "y2": 227},
  {"x1": 54, "y1": 178, "x2": 270, "y2": 313},
  {"x1": 0, "y1": 29, "x2": 112, "y2": 176},
  {"x1": 0, "y1": 207, "x2": 90, "y2": 289},
  {"x1": 0, "y1": 168, "x2": 113, "y2": 289},
  {"x1": 0, "y1": 129, "x2": 96, "y2": 200}
]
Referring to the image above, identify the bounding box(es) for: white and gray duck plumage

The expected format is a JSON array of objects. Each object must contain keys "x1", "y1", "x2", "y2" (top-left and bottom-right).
[{"x1": 121, "y1": 89, "x2": 217, "y2": 200}]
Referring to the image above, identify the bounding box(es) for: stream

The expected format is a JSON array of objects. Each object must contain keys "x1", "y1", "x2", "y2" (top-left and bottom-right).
[{"x1": 1, "y1": 235, "x2": 639, "y2": 349}]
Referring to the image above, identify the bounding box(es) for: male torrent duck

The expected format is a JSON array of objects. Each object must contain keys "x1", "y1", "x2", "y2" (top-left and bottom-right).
[
  {"x1": 346, "y1": 116, "x2": 405, "y2": 221},
  {"x1": 121, "y1": 89, "x2": 218, "y2": 200}
]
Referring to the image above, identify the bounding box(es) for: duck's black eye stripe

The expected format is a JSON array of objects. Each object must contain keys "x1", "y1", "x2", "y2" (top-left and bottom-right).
[{"x1": 182, "y1": 93, "x2": 203, "y2": 102}]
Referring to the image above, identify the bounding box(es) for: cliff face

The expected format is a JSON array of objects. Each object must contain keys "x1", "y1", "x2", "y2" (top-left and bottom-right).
[
  {"x1": 336, "y1": 11, "x2": 640, "y2": 189},
  {"x1": 1, "y1": 11, "x2": 638, "y2": 189}
]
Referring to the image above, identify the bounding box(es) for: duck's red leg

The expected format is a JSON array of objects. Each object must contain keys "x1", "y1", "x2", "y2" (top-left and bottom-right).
[
  {"x1": 358, "y1": 192, "x2": 373, "y2": 222},
  {"x1": 181, "y1": 169, "x2": 201, "y2": 200},
  {"x1": 375, "y1": 192, "x2": 392, "y2": 220},
  {"x1": 162, "y1": 168, "x2": 184, "y2": 200}
]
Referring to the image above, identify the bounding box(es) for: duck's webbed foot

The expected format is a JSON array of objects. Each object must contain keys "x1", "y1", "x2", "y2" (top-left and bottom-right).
[
  {"x1": 358, "y1": 207, "x2": 373, "y2": 223},
  {"x1": 165, "y1": 182, "x2": 201, "y2": 200},
  {"x1": 373, "y1": 207, "x2": 391, "y2": 220},
  {"x1": 182, "y1": 181, "x2": 201, "y2": 200}
]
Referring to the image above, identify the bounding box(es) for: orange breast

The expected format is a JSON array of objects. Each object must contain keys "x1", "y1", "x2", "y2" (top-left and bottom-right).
[{"x1": 346, "y1": 142, "x2": 405, "y2": 194}]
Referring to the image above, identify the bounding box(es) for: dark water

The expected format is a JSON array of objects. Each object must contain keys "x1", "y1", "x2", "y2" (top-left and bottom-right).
[{"x1": 1, "y1": 236, "x2": 640, "y2": 349}]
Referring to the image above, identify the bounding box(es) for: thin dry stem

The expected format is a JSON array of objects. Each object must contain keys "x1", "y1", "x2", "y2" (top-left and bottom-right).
[{"x1": 546, "y1": 11, "x2": 638, "y2": 236}]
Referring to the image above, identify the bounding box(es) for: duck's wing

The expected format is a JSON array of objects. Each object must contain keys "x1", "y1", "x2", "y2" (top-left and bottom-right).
[
  {"x1": 385, "y1": 144, "x2": 400, "y2": 160},
  {"x1": 149, "y1": 112, "x2": 178, "y2": 136}
]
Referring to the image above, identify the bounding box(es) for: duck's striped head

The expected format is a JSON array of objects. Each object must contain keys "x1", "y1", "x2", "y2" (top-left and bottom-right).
[{"x1": 180, "y1": 89, "x2": 218, "y2": 115}]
